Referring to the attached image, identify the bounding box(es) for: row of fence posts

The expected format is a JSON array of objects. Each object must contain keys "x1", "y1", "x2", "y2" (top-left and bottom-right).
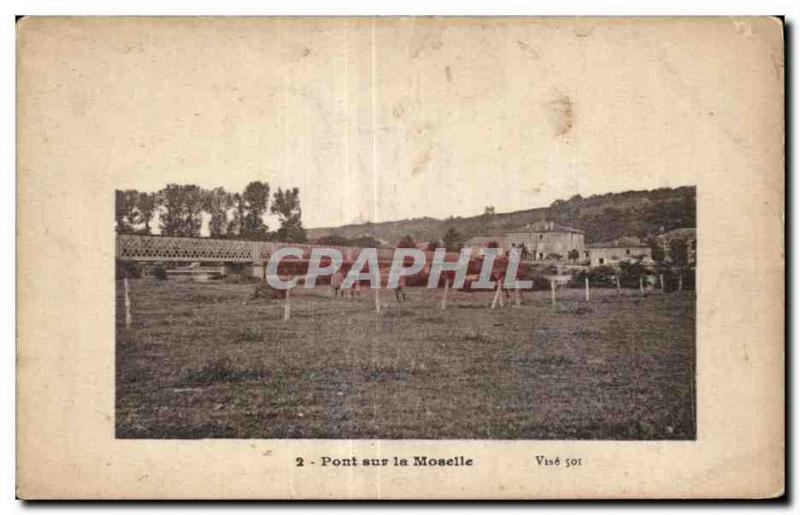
[
  {"x1": 546, "y1": 273, "x2": 672, "y2": 306},
  {"x1": 121, "y1": 271, "x2": 679, "y2": 326},
  {"x1": 276, "y1": 272, "x2": 677, "y2": 321}
]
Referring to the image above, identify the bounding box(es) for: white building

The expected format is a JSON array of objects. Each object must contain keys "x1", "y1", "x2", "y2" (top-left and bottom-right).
[{"x1": 584, "y1": 237, "x2": 652, "y2": 267}]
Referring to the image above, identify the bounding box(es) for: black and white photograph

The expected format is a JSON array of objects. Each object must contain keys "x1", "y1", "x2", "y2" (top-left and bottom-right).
[
  {"x1": 115, "y1": 185, "x2": 697, "y2": 440},
  {"x1": 111, "y1": 17, "x2": 698, "y2": 441}
]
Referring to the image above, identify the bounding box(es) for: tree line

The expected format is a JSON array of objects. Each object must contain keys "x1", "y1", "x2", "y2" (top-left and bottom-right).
[
  {"x1": 115, "y1": 182, "x2": 307, "y2": 242},
  {"x1": 314, "y1": 226, "x2": 467, "y2": 251}
]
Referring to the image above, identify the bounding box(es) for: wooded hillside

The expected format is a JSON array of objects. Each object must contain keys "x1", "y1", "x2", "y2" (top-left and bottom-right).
[{"x1": 307, "y1": 186, "x2": 696, "y2": 246}]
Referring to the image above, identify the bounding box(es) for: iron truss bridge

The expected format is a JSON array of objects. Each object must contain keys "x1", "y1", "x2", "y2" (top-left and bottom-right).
[{"x1": 116, "y1": 233, "x2": 455, "y2": 264}]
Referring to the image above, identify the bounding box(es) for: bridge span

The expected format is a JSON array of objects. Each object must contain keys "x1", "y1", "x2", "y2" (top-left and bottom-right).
[{"x1": 116, "y1": 234, "x2": 460, "y2": 277}]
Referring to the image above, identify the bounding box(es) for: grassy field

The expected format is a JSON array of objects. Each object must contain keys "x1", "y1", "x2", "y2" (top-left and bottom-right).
[{"x1": 116, "y1": 277, "x2": 695, "y2": 440}]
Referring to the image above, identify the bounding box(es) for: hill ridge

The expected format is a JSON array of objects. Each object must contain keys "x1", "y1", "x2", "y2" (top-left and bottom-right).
[{"x1": 306, "y1": 186, "x2": 696, "y2": 246}]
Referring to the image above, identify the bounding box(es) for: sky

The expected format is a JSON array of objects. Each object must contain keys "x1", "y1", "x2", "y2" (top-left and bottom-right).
[{"x1": 28, "y1": 17, "x2": 767, "y2": 229}]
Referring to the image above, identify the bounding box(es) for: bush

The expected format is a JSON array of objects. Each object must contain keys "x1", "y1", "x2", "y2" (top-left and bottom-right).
[
  {"x1": 253, "y1": 281, "x2": 287, "y2": 300},
  {"x1": 528, "y1": 274, "x2": 553, "y2": 291},
  {"x1": 514, "y1": 264, "x2": 555, "y2": 290},
  {"x1": 568, "y1": 265, "x2": 617, "y2": 288},
  {"x1": 116, "y1": 259, "x2": 141, "y2": 279},
  {"x1": 618, "y1": 261, "x2": 649, "y2": 288},
  {"x1": 225, "y1": 263, "x2": 248, "y2": 275},
  {"x1": 152, "y1": 264, "x2": 168, "y2": 281},
  {"x1": 660, "y1": 267, "x2": 695, "y2": 291},
  {"x1": 681, "y1": 268, "x2": 696, "y2": 290}
]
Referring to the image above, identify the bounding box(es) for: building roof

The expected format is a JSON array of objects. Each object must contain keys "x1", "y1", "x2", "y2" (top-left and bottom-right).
[
  {"x1": 506, "y1": 221, "x2": 584, "y2": 234},
  {"x1": 586, "y1": 236, "x2": 649, "y2": 249}
]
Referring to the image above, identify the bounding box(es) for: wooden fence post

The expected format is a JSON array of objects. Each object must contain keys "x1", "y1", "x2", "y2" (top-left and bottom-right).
[
  {"x1": 490, "y1": 282, "x2": 501, "y2": 309},
  {"x1": 678, "y1": 271, "x2": 683, "y2": 291},
  {"x1": 659, "y1": 273, "x2": 665, "y2": 292},
  {"x1": 550, "y1": 280, "x2": 556, "y2": 306},
  {"x1": 283, "y1": 286, "x2": 292, "y2": 322},
  {"x1": 441, "y1": 279, "x2": 449, "y2": 310},
  {"x1": 616, "y1": 275, "x2": 621, "y2": 296},
  {"x1": 515, "y1": 287, "x2": 522, "y2": 308},
  {"x1": 585, "y1": 276, "x2": 590, "y2": 302},
  {"x1": 124, "y1": 277, "x2": 132, "y2": 328},
  {"x1": 375, "y1": 287, "x2": 381, "y2": 314},
  {"x1": 639, "y1": 275, "x2": 644, "y2": 295}
]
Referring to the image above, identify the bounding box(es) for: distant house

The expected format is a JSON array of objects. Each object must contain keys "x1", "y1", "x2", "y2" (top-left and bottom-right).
[
  {"x1": 464, "y1": 236, "x2": 506, "y2": 257},
  {"x1": 504, "y1": 221, "x2": 585, "y2": 261},
  {"x1": 585, "y1": 236, "x2": 652, "y2": 267}
]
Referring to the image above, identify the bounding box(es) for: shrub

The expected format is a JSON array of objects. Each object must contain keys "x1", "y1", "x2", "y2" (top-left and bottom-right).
[
  {"x1": 116, "y1": 259, "x2": 141, "y2": 279},
  {"x1": 528, "y1": 274, "x2": 553, "y2": 291},
  {"x1": 660, "y1": 267, "x2": 695, "y2": 291},
  {"x1": 152, "y1": 264, "x2": 168, "y2": 281},
  {"x1": 253, "y1": 281, "x2": 287, "y2": 300},
  {"x1": 568, "y1": 265, "x2": 617, "y2": 288},
  {"x1": 618, "y1": 261, "x2": 649, "y2": 288},
  {"x1": 681, "y1": 268, "x2": 696, "y2": 290},
  {"x1": 225, "y1": 263, "x2": 248, "y2": 275},
  {"x1": 513, "y1": 264, "x2": 554, "y2": 290}
]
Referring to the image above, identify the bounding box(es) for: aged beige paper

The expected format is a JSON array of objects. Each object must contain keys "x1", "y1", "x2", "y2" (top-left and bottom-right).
[{"x1": 17, "y1": 16, "x2": 783, "y2": 499}]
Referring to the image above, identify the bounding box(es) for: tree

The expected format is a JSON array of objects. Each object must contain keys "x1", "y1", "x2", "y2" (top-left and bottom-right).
[
  {"x1": 667, "y1": 238, "x2": 691, "y2": 291},
  {"x1": 157, "y1": 184, "x2": 205, "y2": 237},
  {"x1": 135, "y1": 192, "x2": 156, "y2": 234},
  {"x1": 115, "y1": 190, "x2": 155, "y2": 234},
  {"x1": 442, "y1": 227, "x2": 463, "y2": 252},
  {"x1": 271, "y1": 187, "x2": 306, "y2": 243},
  {"x1": 225, "y1": 192, "x2": 244, "y2": 237},
  {"x1": 205, "y1": 187, "x2": 232, "y2": 238},
  {"x1": 115, "y1": 190, "x2": 138, "y2": 234},
  {"x1": 241, "y1": 181, "x2": 270, "y2": 239},
  {"x1": 397, "y1": 235, "x2": 416, "y2": 248},
  {"x1": 647, "y1": 236, "x2": 666, "y2": 262},
  {"x1": 353, "y1": 236, "x2": 382, "y2": 248},
  {"x1": 668, "y1": 238, "x2": 689, "y2": 268},
  {"x1": 317, "y1": 233, "x2": 353, "y2": 246},
  {"x1": 281, "y1": 223, "x2": 307, "y2": 243},
  {"x1": 426, "y1": 239, "x2": 441, "y2": 251}
]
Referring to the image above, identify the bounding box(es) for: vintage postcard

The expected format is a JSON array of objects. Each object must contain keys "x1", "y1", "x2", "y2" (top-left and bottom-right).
[{"x1": 17, "y1": 16, "x2": 784, "y2": 499}]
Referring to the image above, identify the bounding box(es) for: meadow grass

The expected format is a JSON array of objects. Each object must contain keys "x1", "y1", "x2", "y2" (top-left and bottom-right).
[{"x1": 116, "y1": 278, "x2": 695, "y2": 440}]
